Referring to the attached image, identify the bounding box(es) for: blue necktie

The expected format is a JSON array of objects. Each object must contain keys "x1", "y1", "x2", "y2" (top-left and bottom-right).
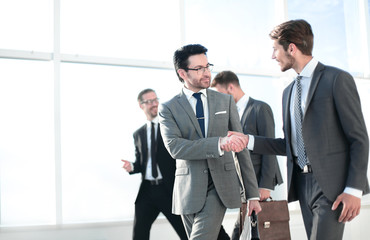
[
  {"x1": 193, "y1": 92, "x2": 205, "y2": 137},
  {"x1": 294, "y1": 76, "x2": 308, "y2": 169}
]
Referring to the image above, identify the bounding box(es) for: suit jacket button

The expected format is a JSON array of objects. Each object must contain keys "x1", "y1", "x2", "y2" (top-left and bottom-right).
[{"x1": 203, "y1": 169, "x2": 208, "y2": 174}]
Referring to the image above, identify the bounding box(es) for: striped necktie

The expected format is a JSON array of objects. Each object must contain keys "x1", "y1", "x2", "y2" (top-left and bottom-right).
[{"x1": 294, "y1": 76, "x2": 308, "y2": 169}]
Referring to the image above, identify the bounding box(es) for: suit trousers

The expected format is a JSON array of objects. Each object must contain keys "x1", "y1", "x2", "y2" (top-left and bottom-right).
[
  {"x1": 133, "y1": 181, "x2": 187, "y2": 240},
  {"x1": 181, "y1": 184, "x2": 226, "y2": 240},
  {"x1": 295, "y1": 168, "x2": 345, "y2": 240}
]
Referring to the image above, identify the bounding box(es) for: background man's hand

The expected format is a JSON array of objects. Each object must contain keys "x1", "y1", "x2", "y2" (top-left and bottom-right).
[
  {"x1": 259, "y1": 189, "x2": 271, "y2": 201},
  {"x1": 121, "y1": 159, "x2": 132, "y2": 172}
]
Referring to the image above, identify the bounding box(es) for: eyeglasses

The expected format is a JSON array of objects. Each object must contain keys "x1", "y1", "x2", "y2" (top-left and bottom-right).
[
  {"x1": 141, "y1": 98, "x2": 159, "y2": 105},
  {"x1": 185, "y1": 63, "x2": 213, "y2": 75}
]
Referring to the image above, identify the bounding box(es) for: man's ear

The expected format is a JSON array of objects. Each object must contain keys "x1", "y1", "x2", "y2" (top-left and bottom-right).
[
  {"x1": 177, "y1": 69, "x2": 187, "y2": 80},
  {"x1": 227, "y1": 83, "x2": 234, "y2": 92},
  {"x1": 138, "y1": 101, "x2": 144, "y2": 110},
  {"x1": 289, "y1": 43, "x2": 296, "y2": 55}
]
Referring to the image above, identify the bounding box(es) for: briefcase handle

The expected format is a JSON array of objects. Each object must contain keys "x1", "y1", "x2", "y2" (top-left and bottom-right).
[
  {"x1": 251, "y1": 211, "x2": 260, "y2": 240},
  {"x1": 262, "y1": 196, "x2": 273, "y2": 202}
]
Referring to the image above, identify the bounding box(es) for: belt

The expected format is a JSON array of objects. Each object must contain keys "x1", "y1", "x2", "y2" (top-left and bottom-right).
[
  {"x1": 301, "y1": 165, "x2": 312, "y2": 173},
  {"x1": 293, "y1": 157, "x2": 312, "y2": 173},
  {"x1": 145, "y1": 179, "x2": 163, "y2": 185}
]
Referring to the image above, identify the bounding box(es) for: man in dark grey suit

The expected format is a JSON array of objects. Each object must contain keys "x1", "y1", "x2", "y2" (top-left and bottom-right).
[
  {"x1": 158, "y1": 44, "x2": 261, "y2": 240},
  {"x1": 230, "y1": 19, "x2": 369, "y2": 240},
  {"x1": 212, "y1": 70, "x2": 283, "y2": 239}
]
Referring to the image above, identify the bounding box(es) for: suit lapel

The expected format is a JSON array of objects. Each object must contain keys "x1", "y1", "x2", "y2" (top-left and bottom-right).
[
  {"x1": 140, "y1": 125, "x2": 149, "y2": 171},
  {"x1": 207, "y1": 89, "x2": 215, "y2": 137},
  {"x1": 241, "y1": 97, "x2": 254, "y2": 127},
  {"x1": 177, "y1": 90, "x2": 204, "y2": 138},
  {"x1": 304, "y1": 62, "x2": 324, "y2": 116},
  {"x1": 284, "y1": 82, "x2": 295, "y2": 140}
]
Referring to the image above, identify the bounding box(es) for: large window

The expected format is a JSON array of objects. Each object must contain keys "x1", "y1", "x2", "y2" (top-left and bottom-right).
[
  {"x1": 0, "y1": 0, "x2": 53, "y2": 52},
  {"x1": 0, "y1": 0, "x2": 370, "y2": 227},
  {"x1": 60, "y1": 63, "x2": 179, "y2": 222},
  {"x1": 184, "y1": 0, "x2": 276, "y2": 74},
  {"x1": 60, "y1": 0, "x2": 181, "y2": 62},
  {"x1": 288, "y1": 0, "x2": 370, "y2": 76},
  {"x1": 0, "y1": 59, "x2": 55, "y2": 226}
]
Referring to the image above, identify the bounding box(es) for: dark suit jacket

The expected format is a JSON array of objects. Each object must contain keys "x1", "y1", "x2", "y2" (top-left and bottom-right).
[
  {"x1": 253, "y1": 62, "x2": 369, "y2": 202},
  {"x1": 130, "y1": 123, "x2": 176, "y2": 202},
  {"x1": 241, "y1": 97, "x2": 283, "y2": 190}
]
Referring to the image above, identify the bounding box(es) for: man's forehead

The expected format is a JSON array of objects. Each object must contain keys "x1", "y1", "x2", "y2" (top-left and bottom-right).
[
  {"x1": 188, "y1": 54, "x2": 208, "y2": 66},
  {"x1": 142, "y1": 92, "x2": 156, "y2": 99}
]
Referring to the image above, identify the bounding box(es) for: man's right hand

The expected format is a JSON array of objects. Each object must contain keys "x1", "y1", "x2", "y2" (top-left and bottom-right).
[
  {"x1": 121, "y1": 159, "x2": 132, "y2": 172},
  {"x1": 220, "y1": 134, "x2": 248, "y2": 152},
  {"x1": 227, "y1": 131, "x2": 249, "y2": 146}
]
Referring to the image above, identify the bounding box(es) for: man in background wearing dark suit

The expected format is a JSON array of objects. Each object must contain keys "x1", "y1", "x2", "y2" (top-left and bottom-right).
[
  {"x1": 212, "y1": 70, "x2": 283, "y2": 240},
  {"x1": 229, "y1": 19, "x2": 369, "y2": 239},
  {"x1": 121, "y1": 88, "x2": 187, "y2": 240}
]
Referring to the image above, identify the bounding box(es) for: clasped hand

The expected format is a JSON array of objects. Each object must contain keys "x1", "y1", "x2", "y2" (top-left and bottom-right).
[{"x1": 220, "y1": 131, "x2": 249, "y2": 152}]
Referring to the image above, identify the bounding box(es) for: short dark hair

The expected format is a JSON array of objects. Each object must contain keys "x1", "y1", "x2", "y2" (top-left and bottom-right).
[
  {"x1": 269, "y1": 19, "x2": 314, "y2": 56},
  {"x1": 137, "y1": 88, "x2": 155, "y2": 102},
  {"x1": 173, "y1": 44, "x2": 208, "y2": 83},
  {"x1": 211, "y1": 71, "x2": 240, "y2": 88}
]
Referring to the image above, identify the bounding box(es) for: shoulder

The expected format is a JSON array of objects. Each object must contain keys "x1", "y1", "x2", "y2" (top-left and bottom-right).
[
  {"x1": 159, "y1": 92, "x2": 182, "y2": 111},
  {"x1": 250, "y1": 97, "x2": 272, "y2": 111},
  {"x1": 207, "y1": 88, "x2": 231, "y2": 101},
  {"x1": 317, "y1": 62, "x2": 352, "y2": 78},
  {"x1": 133, "y1": 124, "x2": 146, "y2": 137}
]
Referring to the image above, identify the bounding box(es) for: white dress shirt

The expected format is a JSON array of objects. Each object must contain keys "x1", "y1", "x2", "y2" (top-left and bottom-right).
[
  {"x1": 290, "y1": 58, "x2": 318, "y2": 159},
  {"x1": 182, "y1": 87, "x2": 209, "y2": 137},
  {"x1": 144, "y1": 117, "x2": 163, "y2": 180},
  {"x1": 236, "y1": 93, "x2": 250, "y2": 121}
]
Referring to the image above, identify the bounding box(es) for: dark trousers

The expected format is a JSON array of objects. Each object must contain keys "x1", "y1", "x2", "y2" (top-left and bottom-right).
[
  {"x1": 295, "y1": 169, "x2": 345, "y2": 240},
  {"x1": 133, "y1": 181, "x2": 187, "y2": 240}
]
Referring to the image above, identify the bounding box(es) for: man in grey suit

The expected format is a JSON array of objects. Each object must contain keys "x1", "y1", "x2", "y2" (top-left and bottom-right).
[
  {"x1": 212, "y1": 70, "x2": 283, "y2": 239},
  {"x1": 230, "y1": 19, "x2": 369, "y2": 239},
  {"x1": 158, "y1": 44, "x2": 261, "y2": 240}
]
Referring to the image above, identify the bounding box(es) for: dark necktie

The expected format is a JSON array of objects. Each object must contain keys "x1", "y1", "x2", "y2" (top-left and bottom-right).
[
  {"x1": 294, "y1": 76, "x2": 308, "y2": 169},
  {"x1": 193, "y1": 92, "x2": 205, "y2": 137},
  {"x1": 151, "y1": 122, "x2": 158, "y2": 178}
]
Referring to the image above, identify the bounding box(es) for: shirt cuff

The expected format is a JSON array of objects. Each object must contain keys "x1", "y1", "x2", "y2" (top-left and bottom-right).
[
  {"x1": 129, "y1": 162, "x2": 134, "y2": 172},
  {"x1": 247, "y1": 135, "x2": 255, "y2": 150},
  {"x1": 218, "y1": 138, "x2": 224, "y2": 156},
  {"x1": 259, "y1": 187, "x2": 273, "y2": 191},
  {"x1": 247, "y1": 197, "x2": 260, "y2": 201},
  {"x1": 344, "y1": 187, "x2": 362, "y2": 198}
]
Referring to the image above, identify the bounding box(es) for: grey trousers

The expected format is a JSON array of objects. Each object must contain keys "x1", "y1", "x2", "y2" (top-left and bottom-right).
[
  {"x1": 296, "y1": 171, "x2": 345, "y2": 240},
  {"x1": 181, "y1": 187, "x2": 226, "y2": 240}
]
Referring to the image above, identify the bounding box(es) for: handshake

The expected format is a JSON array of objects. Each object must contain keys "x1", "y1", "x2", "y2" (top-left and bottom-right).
[{"x1": 220, "y1": 131, "x2": 249, "y2": 152}]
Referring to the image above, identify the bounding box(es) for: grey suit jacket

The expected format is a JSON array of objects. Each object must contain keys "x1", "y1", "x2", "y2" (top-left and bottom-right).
[
  {"x1": 241, "y1": 97, "x2": 283, "y2": 190},
  {"x1": 253, "y1": 62, "x2": 369, "y2": 202},
  {"x1": 158, "y1": 88, "x2": 259, "y2": 215}
]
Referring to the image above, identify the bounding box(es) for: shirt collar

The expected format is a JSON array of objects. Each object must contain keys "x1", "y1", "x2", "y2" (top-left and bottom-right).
[
  {"x1": 299, "y1": 57, "x2": 318, "y2": 78},
  {"x1": 147, "y1": 116, "x2": 158, "y2": 127},
  {"x1": 182, "y1": 87, "x2": 207, "y2": 101},
  {"x1": 236, "y1": 93, "x2": 250, "y2": 110}
]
